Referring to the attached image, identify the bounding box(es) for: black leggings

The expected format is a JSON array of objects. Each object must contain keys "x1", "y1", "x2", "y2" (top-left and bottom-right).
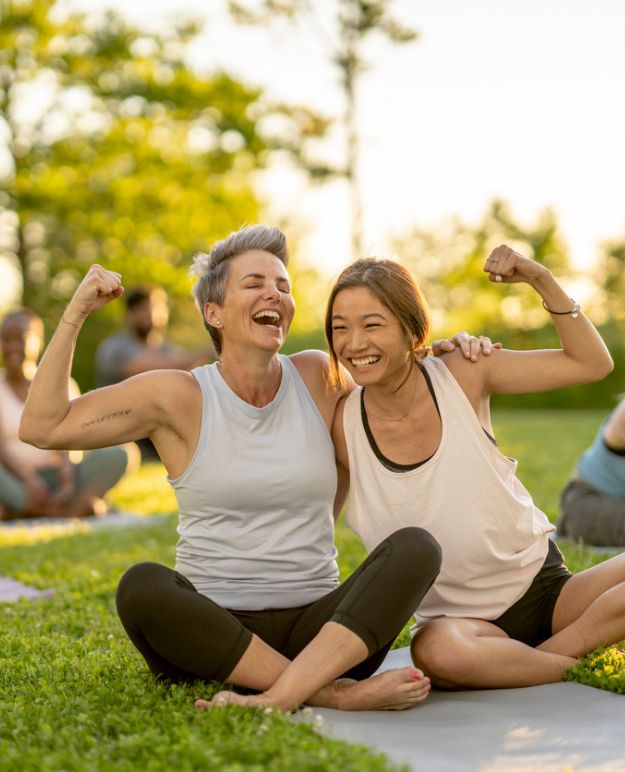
[{"x1": 116, "y1": 527, "x2": 441, "y2": 684}]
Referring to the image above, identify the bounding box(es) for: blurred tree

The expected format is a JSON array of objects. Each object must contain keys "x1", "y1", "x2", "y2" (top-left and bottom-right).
[
  {"x1": 597, "y1": 234, "x2": 625, "y2": 323},
  {"x1": 228, "y1": 0, "x2": 417, "y2": 259},
  {"x1": 0, "y1": 1, "x2": 264, "y2": 301},
  {"x1": 393, "y1": 199, "x2": 572, "y2": 338},
  {"x1": 0, "y1": 0, "x2": 330, "y2": 385}
]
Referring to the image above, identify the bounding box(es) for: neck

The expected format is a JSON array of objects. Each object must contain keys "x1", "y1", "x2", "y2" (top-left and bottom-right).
[
  {"x1": 218, "y1": 349, "x2": 282, "y2": 407},
  {"x1": 364, "y1": 360, "x2": 420, "y2": 421}
]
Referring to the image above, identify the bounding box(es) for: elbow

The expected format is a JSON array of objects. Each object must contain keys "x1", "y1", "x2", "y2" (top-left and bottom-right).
[
  {"x1": 588, "y1": 353, "x2": 614, "y2": 383},
  {"x1": 598, "y1": 352, "x2": 615, "y2": 380},
  {"x1": 18, "y1": 418, "x2": 50, "y2": 449}
]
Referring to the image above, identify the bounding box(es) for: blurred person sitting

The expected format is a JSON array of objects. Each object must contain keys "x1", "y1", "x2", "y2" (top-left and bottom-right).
[
  {"x1": 558, "y1": 395, "x2": 625, "y2": 547},
  {"x1": 0, "y1": 308, "x2": 135, "y2": 520},
  {"x1": 95, "y1": 286, "x2": 214, "y2": 460}
]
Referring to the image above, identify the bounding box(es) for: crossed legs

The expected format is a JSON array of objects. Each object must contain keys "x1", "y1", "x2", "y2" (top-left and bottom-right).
[
  {"x1": 116, "y1": 527, "x2": 441, "y2": 711},
  {"x1": 411, "y1": 551, "x2": 625, "y2": 689}
]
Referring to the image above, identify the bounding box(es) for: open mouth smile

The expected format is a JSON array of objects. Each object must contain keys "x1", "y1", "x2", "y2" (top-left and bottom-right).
[
  {"x1": 350, "y1": 355, "x2": 381, "y2": 368},
  {"x1": 252, "y1": 310, "x2": 282, "y2": 328}
]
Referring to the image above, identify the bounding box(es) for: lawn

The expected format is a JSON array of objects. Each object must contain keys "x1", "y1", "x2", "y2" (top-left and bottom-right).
[{"x1": 1, "y1": 409, "x2": 623, "y2": 770}]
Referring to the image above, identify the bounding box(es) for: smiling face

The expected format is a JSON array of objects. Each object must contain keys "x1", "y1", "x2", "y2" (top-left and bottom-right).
[
  {"x1": 330, "y1": 286, "x2": 414, "y2": 387},
  {"x1": 204, "y1": 249, "x2": 295, "y2": 356}
]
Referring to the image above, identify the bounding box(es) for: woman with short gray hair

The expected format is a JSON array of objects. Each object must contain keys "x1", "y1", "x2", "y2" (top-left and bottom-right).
[{"x1": 20, "y1": 224, "x2": 463, "y2": 712}]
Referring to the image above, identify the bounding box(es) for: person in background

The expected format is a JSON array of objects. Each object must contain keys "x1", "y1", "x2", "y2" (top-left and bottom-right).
[
  {"x1": 0, "y1": 308, "x2": 135, "y2": 519},
  {"x1": 558, "y1": 396, "x2": 625, "y2": 547},
  {"x1": 95, "y1": 285, "x2": 214, "y2": 460}
]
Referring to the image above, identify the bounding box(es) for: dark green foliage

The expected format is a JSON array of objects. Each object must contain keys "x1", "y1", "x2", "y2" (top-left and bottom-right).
[{"x1": 1, "y1": 0, "x2": 265, "y2": 388}]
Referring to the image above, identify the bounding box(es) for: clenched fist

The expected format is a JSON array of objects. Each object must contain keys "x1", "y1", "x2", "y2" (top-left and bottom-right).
[
  {"x1": 65, "y1": 264, "x2": 124, "y2": 323},
  {"x1": 483, "y1": 245, "x2": 549, "y2": 286}
]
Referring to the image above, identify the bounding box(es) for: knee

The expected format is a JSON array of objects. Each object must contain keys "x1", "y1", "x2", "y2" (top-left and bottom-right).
[
  {"x1": 411, "y1": 622, "x2": 465, "y2": 683},
  {"x1": 116, "y1": 562, "x2": 168, "y2": 619},
  {"x1": 388, "y1": 527, "x2": 442, "y2": 579}
]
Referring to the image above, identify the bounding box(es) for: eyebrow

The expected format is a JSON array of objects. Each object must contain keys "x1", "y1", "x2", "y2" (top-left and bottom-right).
[
  {"x1": 331, "y1": 312, "x2": 386, "y2": 321},
  {"x1": 239, "y1": 273, "x2": 290, "y2": 285}
]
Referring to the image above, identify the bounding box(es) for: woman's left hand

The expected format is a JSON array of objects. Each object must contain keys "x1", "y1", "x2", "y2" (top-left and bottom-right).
[
  {"x1": 431, "y1": 332, "x2": 502, "y2": 362},
  {"x1": 484, "y1": 244, "x2": 549, "y2": 285}
]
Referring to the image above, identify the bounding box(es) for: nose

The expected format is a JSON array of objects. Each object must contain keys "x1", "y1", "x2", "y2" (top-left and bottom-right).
[
  {"x1": 346, "y1": 327, "x2": 369, "y2": 352},
  {"x1": 263, "y1": 283, "x2": 281, "y2": 302}
]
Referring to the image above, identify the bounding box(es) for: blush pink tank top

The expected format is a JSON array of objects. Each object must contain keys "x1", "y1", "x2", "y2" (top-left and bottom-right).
[{"x1": 343, "y1": 356, "x2": 554, "y2": 622}]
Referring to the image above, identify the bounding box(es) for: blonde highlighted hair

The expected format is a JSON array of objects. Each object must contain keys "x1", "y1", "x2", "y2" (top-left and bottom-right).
[{"x1": 190, "y1": 225, "x2": 288, "y2": 355}]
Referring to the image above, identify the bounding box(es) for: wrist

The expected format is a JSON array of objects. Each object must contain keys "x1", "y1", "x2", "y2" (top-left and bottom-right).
[
  {"x1": 62, "y1": 304, "x2": 87, "y2": 329},
  {"x1": 528, "y1": 267, "x2": 554, "y2": 293}
]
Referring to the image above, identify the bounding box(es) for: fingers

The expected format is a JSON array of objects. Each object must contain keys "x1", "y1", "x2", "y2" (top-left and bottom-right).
[
  {"x1": 452, "y1": 332, "x2": 494, "y2": 362},
  {"x1": 429, "y1": 338, "x2": 456, "y2": 356},
  {"x1": 483, "y1": 244, "x2": 520, "y2": 282},
  {"x1": 431, "y1": 332, "x2": 499, "y2": 362},
  {"x1": 87, "y1": 264, "x2": 123, "y2": 298}
]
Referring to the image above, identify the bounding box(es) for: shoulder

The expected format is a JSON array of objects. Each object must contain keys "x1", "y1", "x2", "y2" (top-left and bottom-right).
[
  {"x1": 436, "y1": 348, "x2": 491, "y2": 385},
  {"x1": 119, "y1": 368, "x2": 200, "y2": 405},
  {"x1": 289, "y1": 348, "x2": 330, "y2": 372},
  {"x1": 289, "y1": 350, "x2": 333, "y2": 393},
  {"x1": 288, "y1": 350, "x2": 348, "y2": 429}
]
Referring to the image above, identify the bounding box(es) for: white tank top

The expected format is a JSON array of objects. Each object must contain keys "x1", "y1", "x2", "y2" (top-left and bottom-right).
[
  {"x1": 343, "y1": 356, "x2": 553, "y2": 621},
  {"x1": 171, "y1": 356, "x2": 339, "y2": 610}
]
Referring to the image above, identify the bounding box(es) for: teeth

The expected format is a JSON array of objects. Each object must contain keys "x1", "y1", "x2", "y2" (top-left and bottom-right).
[
  {"x1": 351, "y1": 356, "x2": 380, "y2": 367},
  {"x1": 252, "y1": 310, "x2": 281, "y2": 321}
]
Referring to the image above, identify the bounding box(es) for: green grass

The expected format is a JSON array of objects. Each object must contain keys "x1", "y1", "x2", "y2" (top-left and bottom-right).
[{"x1": 1, "y1": 409, "x2": 623, "y2": 770}]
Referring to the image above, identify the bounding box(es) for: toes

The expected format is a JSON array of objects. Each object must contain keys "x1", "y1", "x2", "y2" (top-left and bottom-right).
[{"x1": 194, "y1": 699, "x2": 210, "y2": 709}]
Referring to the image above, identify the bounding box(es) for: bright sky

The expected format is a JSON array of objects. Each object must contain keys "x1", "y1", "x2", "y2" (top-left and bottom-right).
[
  {"x1": 81, "y1": 0, "x2": 625, "y2": 280},
  {"x1": 3, "y1": 0, "x2": 624, "y2": 307}
]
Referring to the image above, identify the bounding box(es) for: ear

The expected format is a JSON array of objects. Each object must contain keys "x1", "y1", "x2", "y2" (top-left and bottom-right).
[{"x1": 203, "y1": 302, "x2": 222, "y2": 329}]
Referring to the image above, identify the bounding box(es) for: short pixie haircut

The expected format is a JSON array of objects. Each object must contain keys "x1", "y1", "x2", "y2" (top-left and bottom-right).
[
  {"x1": 325, "y1": 258, "x2": 431, "y2": 387},
  {"x1": 191, "y1": 225, "x2": 289, "y2": 355}
]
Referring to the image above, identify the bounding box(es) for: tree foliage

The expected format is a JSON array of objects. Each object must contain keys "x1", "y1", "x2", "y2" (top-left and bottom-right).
[
  {"x1": 228, "y1": 0, "x2": 417, "y2": 258},
  {"x1": 393, "y1": 199, "x2": 572, "y2": 337},
  {"x1": 0, "y1": 0, "x2": 285, "y2": 385},
  {"x1": 597, "y1": 233, "x2": 625, "y2": 323}
]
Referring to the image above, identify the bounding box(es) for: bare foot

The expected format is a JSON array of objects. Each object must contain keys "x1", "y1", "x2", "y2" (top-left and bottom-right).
[
  {"x1": 332, "y1": 667, "x2": 431, "y2": 711},
  {"x1": 194, "y1": 668, "x2": 431, "y2": 713},
  {"x1": 195, "y1": 692, "x2": 272, "y2": 709}
]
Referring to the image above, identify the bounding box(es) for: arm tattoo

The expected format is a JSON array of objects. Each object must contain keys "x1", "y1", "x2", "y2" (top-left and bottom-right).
[{"x1": 80, "y1": 409, "x2": 132, "y2": 430}]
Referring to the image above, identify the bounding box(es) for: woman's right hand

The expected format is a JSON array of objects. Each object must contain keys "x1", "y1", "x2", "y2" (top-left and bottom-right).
[{"x1": 64, "y1": 265, "x2": 124, "y2": 324}]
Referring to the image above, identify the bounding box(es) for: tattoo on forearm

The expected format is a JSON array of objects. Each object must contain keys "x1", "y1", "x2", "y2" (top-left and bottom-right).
[{"x1": 80, "y1": 409, "x2": 132, "y2": 430}]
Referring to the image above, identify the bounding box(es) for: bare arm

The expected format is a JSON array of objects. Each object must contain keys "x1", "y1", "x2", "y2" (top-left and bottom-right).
[
  {"x1": 331, "y1": 397, "x2": 350, "y2": 521},
  {"x1": 477, "y1": 245, "x2": 613, "y2": 396},
  {"x1": 19, "y1": 265, "x2": 179, "y2": 452}
]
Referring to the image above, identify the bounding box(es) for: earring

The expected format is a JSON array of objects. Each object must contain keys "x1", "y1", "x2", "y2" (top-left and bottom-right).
[{"x1": 215, "y1": 320, "x2": 221, "y2": 326}]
